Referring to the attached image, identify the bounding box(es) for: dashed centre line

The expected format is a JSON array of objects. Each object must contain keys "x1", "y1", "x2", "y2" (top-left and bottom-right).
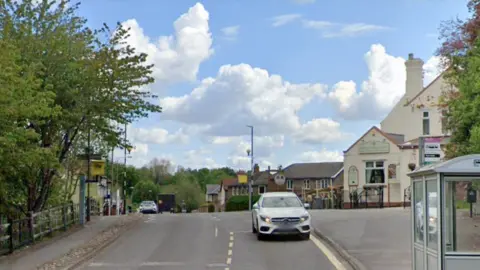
[{"x1": 225, "y1": 231, "x2": 234, "y2": 270}]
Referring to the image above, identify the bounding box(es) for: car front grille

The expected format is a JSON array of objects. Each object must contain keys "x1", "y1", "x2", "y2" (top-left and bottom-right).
[{"x1": 271, "y1": 217, "x2": 301, "y2": 223}]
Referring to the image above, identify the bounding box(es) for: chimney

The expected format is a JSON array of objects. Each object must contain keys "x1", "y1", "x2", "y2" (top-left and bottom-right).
[
  {"x1": 405, "y1": 53, "x2": 424, "y2": 99},
  {"x1": 254, "y1": 163, "x2": 260, "y2": 174}
]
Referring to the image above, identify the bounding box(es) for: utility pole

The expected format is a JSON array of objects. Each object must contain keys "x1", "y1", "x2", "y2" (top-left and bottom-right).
[
  {"x1": 86, "y1": 126, "x2": 91, "y2": 222},
  {"x1": 123, "y1": 123, "x2": 127, "y2": 215},
  {"x1": 247, "y1": 125, "x2": 254, "y2": 211},
  {"x1": 109, "y1": 148, "x2": 113, "y2": 216}
]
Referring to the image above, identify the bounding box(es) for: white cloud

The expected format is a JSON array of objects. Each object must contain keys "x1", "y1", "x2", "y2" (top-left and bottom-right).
[
  {"x1": 293, "y1": 119, "x2": 352, "y2": 144},
  {"x1": 292, "y1": 0, "x2": 316, "y2": 4},
  {"x1": 206, "y1": 136, "x2": 240, "y2": 145},
  {"x1": 299, "y1": 149, "x2": 344, "y2": 162},
  {"x1": 159, "y1": 64, "x2": 345, "y2": 143},
  {"x1": 129, "y1": 127, "x2": 189, "y2": 145},
  {"x1": 328, "y1": 44, "x2": 406, "y2": 120},
  {"x1": 121, "y1": 3, "x2": 213, "y2": 89},
  {"x1": 303, "y1": 20, "x2": 391, "y2": 38},
  {"x1": 423, "y1": 56, "x2": 443, "y2": 85},
  {"x1": 221, "y1": 25, "x2": 240, "y2": 40},
  {"x1": 302, "y1": 20, "x2": 334, "y2": 29},
  {"x1": 232, "y1": 135, "x2": 284, "y2": 158},
  {"x1": 113, "y1": 143, "x2": 150, "y2": 168},
  {"x1": 270, "y1": 14, "x2": 302, "y2": 27},
  {"x1": 183, "y1": 148, "x2": 223, "y2": 169},
  {"x1": 328, "y1": 44, "x2": 443, "y2": 120}
]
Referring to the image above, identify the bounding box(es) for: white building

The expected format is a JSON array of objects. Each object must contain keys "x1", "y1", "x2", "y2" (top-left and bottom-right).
[{"x1": 343, "y1": 53, "x2": 454, "y2": 208}]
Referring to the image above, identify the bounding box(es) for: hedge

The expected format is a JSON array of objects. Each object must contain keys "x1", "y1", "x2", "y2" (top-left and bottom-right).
[{"x1": 226, "y1": 195, "x2": 261, "y2": 212}]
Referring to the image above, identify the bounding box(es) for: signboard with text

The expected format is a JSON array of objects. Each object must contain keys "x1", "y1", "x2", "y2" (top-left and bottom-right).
[{"x1": 424, "y1": 137, "x2": 443, "y2": 165}]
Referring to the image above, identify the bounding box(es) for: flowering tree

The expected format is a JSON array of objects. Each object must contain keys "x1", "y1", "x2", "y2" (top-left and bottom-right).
[{"x1": 437, "y1": 0, "x2": 480, "y2": 158}]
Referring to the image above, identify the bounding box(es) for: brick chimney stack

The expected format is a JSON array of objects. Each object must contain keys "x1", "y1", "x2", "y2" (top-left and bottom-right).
[{"x1": 254, "y1": 163, "x2": 260, "y2": 173}]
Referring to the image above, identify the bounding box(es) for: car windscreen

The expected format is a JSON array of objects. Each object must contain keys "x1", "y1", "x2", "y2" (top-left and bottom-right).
[
  {"x1": 141, "y1": 201, "x2": 155, "y2": 206},
  {"x1": 262, "y1": 196, "x2": 303, "y2": 208}
]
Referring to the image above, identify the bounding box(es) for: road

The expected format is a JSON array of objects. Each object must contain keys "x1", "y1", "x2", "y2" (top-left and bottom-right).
[{"x1": 75, "y1": 212, "x2": 348, "y2": 270}]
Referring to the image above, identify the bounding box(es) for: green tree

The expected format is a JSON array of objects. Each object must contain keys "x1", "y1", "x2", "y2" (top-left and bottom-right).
[
  {"x1": 0, "y1": 38, "x2": 59, "y2": 215},
  {"x1": 0, "y1": 0, "x2": 161, "y2": 212},
  {"x1": 132, "y1": 180, "x2": 160, "y2": 203}
]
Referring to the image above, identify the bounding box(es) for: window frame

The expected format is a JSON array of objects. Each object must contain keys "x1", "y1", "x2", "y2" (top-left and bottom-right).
[
  {"x1": 304, "y1": 179, "x2": 310, "y2": 190},
  {"x1": 365, "y1": 161, "x2": 386, "y2": 184},
  {"x1": 423, "y1": 110, "x2": 430, "y2": 135}
]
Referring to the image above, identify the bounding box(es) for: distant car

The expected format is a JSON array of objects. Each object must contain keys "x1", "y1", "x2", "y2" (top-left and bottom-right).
[
  {"x1": 251, "y1": 192, "x2": 311, "y2": 240},
  {"x1": 139, "y1": 201, "x2": 158, "y2": 214}
]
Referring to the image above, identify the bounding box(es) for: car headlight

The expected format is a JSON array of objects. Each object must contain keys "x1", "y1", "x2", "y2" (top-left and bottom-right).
[
  {"x1": 260, "y1": 215, "x2": 271, "y2": 224},
  {"x1": 300, "y1": 215, "x2": 310, "y2": 222}
]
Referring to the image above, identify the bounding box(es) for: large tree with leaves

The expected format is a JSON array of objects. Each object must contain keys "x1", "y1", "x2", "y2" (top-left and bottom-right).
[{"x1": 0, "y1": 0, "x2": 161, "y2": 213}]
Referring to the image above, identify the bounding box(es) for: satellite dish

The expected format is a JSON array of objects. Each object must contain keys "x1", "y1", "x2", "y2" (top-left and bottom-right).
[{"x1": 274, "y1": 173, "x2": 286, "y2": 185}]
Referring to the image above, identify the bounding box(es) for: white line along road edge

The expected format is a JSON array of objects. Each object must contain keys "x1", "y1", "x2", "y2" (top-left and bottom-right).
[{"x1": 310, "y1": 234, "x2": 347, "y2": 270}]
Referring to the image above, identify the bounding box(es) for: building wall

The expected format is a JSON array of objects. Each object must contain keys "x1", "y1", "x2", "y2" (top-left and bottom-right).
[
  {"x1": 381, "y1": 73, "x2": 453, "y2": 142},
  {"x1": 343, "y1": 128, "x2": 404, "y2": 204}
]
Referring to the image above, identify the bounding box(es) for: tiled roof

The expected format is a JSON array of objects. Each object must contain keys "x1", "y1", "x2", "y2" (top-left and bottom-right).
[
  {"x1": 282, "y1": 162, "x2": 344, "y2": 179},
  {"x1": 221, "y1": 178, "x2": 238, "y2": 189},
  {"x1": 206, "y1": 184, "x2": 221, "y2": 195}
]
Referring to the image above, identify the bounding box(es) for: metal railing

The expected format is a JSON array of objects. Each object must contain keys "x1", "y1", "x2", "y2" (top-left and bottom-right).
[
  {"x1": 349, "y1": 186, "x2": 385, "y2": 209},
  {"x1": 0, "y1": 203, "x2": 80, "y2": 256}
]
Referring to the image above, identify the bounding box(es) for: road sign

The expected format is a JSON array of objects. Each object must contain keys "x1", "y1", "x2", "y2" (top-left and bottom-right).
[{"x1": 424, "y1": 137, "x2": 443, "y2": 164}]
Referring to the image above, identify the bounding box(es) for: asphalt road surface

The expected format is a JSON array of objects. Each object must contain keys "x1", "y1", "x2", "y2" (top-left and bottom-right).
[{"x1": 76, "y1": 212, "x2": 348, "y2": 270}]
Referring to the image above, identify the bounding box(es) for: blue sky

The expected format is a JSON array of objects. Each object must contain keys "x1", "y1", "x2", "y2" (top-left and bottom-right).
[{"x1": 77, "y1": 0, "x2": 469, "y2": 170}]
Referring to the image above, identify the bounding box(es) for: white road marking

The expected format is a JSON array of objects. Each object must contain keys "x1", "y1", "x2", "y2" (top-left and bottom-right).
[
  {"x1": 215, "y1": 226, "x2": 218, "y2": 238},
  {"x1": 310, "y1": 234, "x2": 347, "y2": 270},
  {"x1": 229, "y1": 242, "x2": 233, "y2": 248},
  {"x1": 226, "y1": 257, "x2": 232, "y2": 265},
  {"x1": 230, "y1": 232, "x2": 233, "y2": 235},
  {"x1": 89, "y1": 261, "x2": 228, "y2": 268},
  {"x1": 228, "y1": 249, "x2": 232, "y2": 256},
  {"x1": 230, "y1": 235, "x2": 234, "y2": 241}
]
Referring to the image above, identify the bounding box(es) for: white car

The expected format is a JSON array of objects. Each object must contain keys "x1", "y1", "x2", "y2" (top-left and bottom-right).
[
  {"x1": 139, "y1": 201, "x2": 158, "y2": 214},
  {"x1": 251, "y1": 192, "x2": 311, "y2": 240}
]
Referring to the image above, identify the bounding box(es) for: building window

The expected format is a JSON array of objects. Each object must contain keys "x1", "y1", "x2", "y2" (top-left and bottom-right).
[
  {"x1": 258, "y1": 186, "x2": 266, "y2": 194},
  {"x1": 423, "y1": 111, "x2": 430, "y2": 135},
  {"x1": 286, "y1": 179, "x2": 293, "y2": 190},
  {"x1": 365, "y1": 161, "x2": 385, "y2": 184},
  {"x1": 316, "y1": 180, "x2": 321, "y2": 189},
  {"x1": 441, "y1": 109, "x2": 448, "y2": 134},
  {"x1": 304, "y1": 180, "x2": 310, "y2": 189},
  {"x1": 388, "y1": 164, "x2": 397, "y2": 179},
  {"x1": 321, "y1": 179, "x2": 329, "y2": 189}
]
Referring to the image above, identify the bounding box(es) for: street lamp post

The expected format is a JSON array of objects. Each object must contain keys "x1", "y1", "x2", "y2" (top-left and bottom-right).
[{"x1": 246, "y1": 125, "x2": 254, "y2": 211}]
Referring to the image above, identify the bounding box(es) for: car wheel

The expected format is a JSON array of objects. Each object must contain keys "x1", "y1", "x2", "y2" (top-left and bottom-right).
[
  {"x1": 257, "y1": 233, "x2": 264, "y2": 241},
  {"x1": 252, "y1": 222, "x2": 257, "y2": 233},
  {"x1": 300, "y1": 233, "x2": 310, "y2": 241}
]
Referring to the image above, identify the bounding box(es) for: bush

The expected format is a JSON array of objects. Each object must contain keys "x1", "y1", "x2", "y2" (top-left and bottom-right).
[
  {"x1": 208, "y1": 204, "x2": 215, "y2": 212},
  {"x1": 226, "y1": 195, "x2": 260, "y2": 212}
]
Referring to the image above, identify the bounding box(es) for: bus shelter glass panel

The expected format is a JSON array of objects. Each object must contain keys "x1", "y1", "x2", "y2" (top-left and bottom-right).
[
  {"x1": 426, "y1": 180, "x2": 439, "y2": 250},
  {"x1": 444, "y1": 177, "x2": 480, "y2": 253},
  {"x1": 413, "y1": 180, "x2": 425, "y2": 269}
]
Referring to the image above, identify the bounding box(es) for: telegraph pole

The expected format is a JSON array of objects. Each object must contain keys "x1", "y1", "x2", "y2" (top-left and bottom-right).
[
  {"x1": 86, "y1": 126, "x2": 91, "y2": 222},
  {"x1": 247, "y1": 125, "x2": 254, "y2": 211},
  {"x1": 123, "y1": 123, "x2": 127, "y2": 215}
]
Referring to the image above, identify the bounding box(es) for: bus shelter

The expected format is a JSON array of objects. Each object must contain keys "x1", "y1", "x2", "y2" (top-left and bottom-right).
[{"x1": 408, "y1": 154, "x2": 480, "y2": 270}]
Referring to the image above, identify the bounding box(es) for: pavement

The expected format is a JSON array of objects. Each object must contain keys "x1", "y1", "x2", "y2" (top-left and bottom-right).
[
  {"x1": 310, "y1": 208, "x2": 411, "y2": 270},
  {"x1": 73, "y1": 212, "x2": 350, "y2": 270},
  {"x1": 0, "y1": 215, "x2": 123, "y2": 270}
]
